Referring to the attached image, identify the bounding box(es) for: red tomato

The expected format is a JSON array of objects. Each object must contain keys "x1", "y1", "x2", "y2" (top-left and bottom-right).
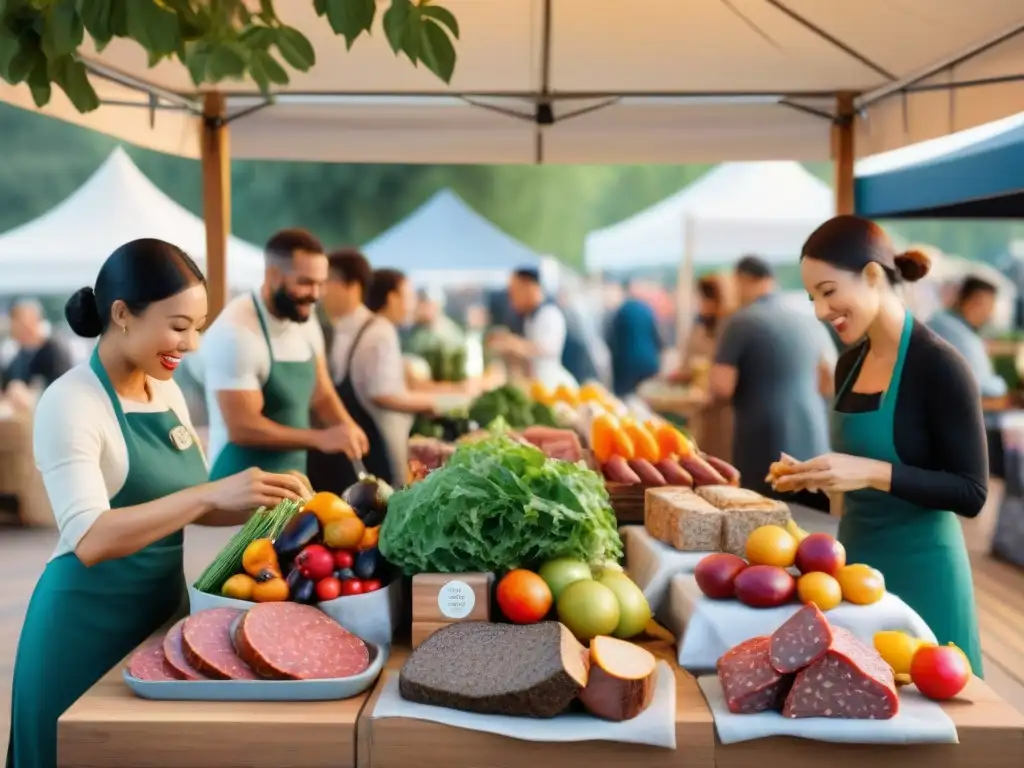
[
  {"x1": 340, "y1": 578, "x2": 365, "y2": 597},
  {"x1": 315, "y1": 576, "x2": 342, "y2": 602},
  {"x1": 362, "y1": 578, "x2": 383, "y2": 593},
  {"x1": 333, "y1": 550, "x2": 354, "y2": 569},
  {"x1": 910, "y1": 644, "x2": 971, "y2": 700},
  {"x1": 496, "y1": 569, "x2": 553, "y2": 624}
]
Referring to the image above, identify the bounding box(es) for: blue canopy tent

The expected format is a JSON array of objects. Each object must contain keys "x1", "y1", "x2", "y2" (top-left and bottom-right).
[{"x1": 855, "y1": 115, "x2": 1024, "y2": 219}]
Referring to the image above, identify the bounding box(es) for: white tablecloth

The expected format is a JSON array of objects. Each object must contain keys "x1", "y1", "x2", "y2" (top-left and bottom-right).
[
  {"x1": 622, "y1": 525, "x2": 710, "y2": 620},
  {"x1": 667, "y1": 575, "x2": 936, "y2": 672}
]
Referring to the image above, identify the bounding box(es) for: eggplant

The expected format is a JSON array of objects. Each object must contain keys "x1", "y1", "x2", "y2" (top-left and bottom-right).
[
  {"x1": 286, "y1": 567, "x2": 316, "y2": 604},
  {"x1": 334, "y1": 567, "x2": 355, "y2": 580},
  {"x1": 273, "y1": 512, "x2": 321, "y2": 559},
  {"x1": 341, "y1": 477, "x2": 393, "y2": 527},
  {"x1": 353, "y1": 548, "x2": 381, "y2": 580}
]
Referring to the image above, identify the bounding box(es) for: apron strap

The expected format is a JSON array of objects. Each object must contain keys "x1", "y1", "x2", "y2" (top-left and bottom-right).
[
  {"x1": 89, "y1": 348, "x2": 136, "y2": 451},
  {"x1": 880, "y1": 310, "x2": 914, "y2": 411},
  {"x1": 251, "y1": 292, "x2": 275, "y2": 363},
  {"x1": 344, "y1": 317, "x2": 379, "y2": 375}
]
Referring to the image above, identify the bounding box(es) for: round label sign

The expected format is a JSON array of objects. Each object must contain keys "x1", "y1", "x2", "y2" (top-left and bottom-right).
[{"x1": 437, "y1": 580, "x2": 475, "y2": 619}]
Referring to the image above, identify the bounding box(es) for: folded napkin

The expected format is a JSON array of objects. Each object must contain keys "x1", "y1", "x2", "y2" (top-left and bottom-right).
[{"x1": 622, "y1": 525, "x2": 710, "y2": 619}]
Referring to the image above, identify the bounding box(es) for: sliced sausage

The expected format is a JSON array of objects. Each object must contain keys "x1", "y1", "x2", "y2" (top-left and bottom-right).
[
  {"x1": 782, "y1": 626, "x2": 898, "y2": 719},
  {"x1": 654, "y1": 459, "x2": 694, "y2": 487},
  {"x1": 163, "y1": 618, "x2": 207, "y2": 680},
  {"x1": 717, "y1": 636, "x2": 794, "y2": 714},
  {"x1": 628, "y1": 459, "x2": 667, "y2": 486},
  {"x1": 769, "y1": 604, "x2": 832, "y2": 674},
  {"x1": 234, "y1": 602, "x2": 370, "y2": 680},
  {"x1": 182, "y1": 607, "x2": 259, "y2": 680},
  {"x1": 127, "y1": 640, "x2": 183, "y2": 681},
  {"x1": 602, "y1": 455, "x2": 641, "y2": 484}
]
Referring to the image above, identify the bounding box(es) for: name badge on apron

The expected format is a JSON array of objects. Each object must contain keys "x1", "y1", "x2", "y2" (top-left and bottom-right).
[{"x1": 169, "y1": 425, "x2": 194, "y2": 451}]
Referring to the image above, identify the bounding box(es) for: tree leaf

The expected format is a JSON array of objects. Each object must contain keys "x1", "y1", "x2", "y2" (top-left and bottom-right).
[
  {"x1": 79, "y1": 0, "x2": 114, "y2": 46},
  {"x1": 247, "y1": 50, "x2": 271, "y2": 93},
  {"x1": 418, "y1": 17, "x2": 455, "y2": 82},
  {"x1": 182, "y1": 39, "x2": 209, "y2": 85},
  {"x1": 273, "y1": 25, "x2": 315, "y2": 70},
  {"x1": 239, "y1": 25, "x2": 275, "y2": 51},
  {"x1": 125, "y1": 0, "x2": 179, "y2": 55},
  {"x1": 0, "y1": 26, "x2": 20, "y2": 83},
  {"x1": 44, "y1": 0, "x2": 84, "y2": 57},
  {"x1": 251, "y1": 48, "x2": 288, "y2": 85},
  {"x1": 382, "y1": 0, "x2": 412, "y2": 54},
  {"x1": 419, "y1": 4, "x2": 458, "y2": 38},
  {"x1": 51, "y1": 55, "x2": 98, "y2": 111},
  {"x1": 6, "y1": 37, "x2": 41, "y2": 84},
  {"x1": 109, "y1": 0, "x2": 129, "y2": 37},
  {"x1": 207, "y1": 42, "x2": 246, "y2": 80},
  {"x1": 313, "y1": 0, "x2": 327, "y2": 17},
  {"x1": 325, "y1": 0, "x2": 376, "y2": 49}
]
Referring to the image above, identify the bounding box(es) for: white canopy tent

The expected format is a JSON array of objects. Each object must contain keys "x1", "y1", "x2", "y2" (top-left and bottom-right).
[
  {"x1": 584, "y1": 162, "x2": 834, "y2": 273},
  {"x1": 1, "y1": 2, "x2": 1023, "y2": 164},
  {"x1": 363, "y1": 189, "x2": 542, "y2": 290},
  {"x1": 0, "y1": 147, "x2": 266, "y2": 295}
]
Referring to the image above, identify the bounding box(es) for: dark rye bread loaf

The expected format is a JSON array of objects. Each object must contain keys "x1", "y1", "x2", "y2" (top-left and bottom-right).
[{"x1": 399, "y1": 621, "x2": 590, "y2": 718}]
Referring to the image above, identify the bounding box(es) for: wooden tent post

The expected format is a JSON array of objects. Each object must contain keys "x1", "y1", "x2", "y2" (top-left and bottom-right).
[
  {"x1": 201, "y1": 92, "x2": 231, "y2": 321},
  {"x1": 832, "y1": 92, "x2": 856, "y2": 216}
]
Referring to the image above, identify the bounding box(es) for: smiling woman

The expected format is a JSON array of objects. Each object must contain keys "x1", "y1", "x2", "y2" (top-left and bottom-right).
[{"x1": 8, "y1": 239, "x2": 309, "y2": 768}]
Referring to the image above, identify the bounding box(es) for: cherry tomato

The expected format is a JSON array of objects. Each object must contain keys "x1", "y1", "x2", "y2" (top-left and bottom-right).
[
  {"x1": 496, "y1": 569, "x2": 552, "y2": 624},
  {"x1": 333, "y1": 550, "x2": 354, "y2": 569},
  {"x1": 315, "y1": 576, "x2": 342, "y2": 602},
  {"x1": 362, "y1": 578, "x2": 383, "y2": 593},
  {"x1": 910, "y1": 644, "x2": 971, "y2": 700},
  {"x1": 340, "y1": 578, "x2": 365, "y2": 597}
]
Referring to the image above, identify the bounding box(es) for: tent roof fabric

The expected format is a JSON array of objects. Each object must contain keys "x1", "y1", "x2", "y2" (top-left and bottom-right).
[
  {"x1": 363, "y1": 189, "x2": 540, "y2": 284},
  {"x1": 0, "y1": 147, "x2": 266, "y2": 294},
  {"x1": 855, "y1": 113, "x2": 1024, "y2": 218},
  {"x1": 3, "y1": 2, "x2": 1024, "y2": 163},
  {"x1": 584, "y1": 162, "x2": 834, "y2": 272}
]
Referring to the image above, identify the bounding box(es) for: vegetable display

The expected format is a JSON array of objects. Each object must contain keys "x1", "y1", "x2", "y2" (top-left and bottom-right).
[
  {"x1": 379, "y1": 435, "x2": 622, "y2": 574},
  {"x1": 468, "y1": 384, "x2": 556, "y2": 430}
]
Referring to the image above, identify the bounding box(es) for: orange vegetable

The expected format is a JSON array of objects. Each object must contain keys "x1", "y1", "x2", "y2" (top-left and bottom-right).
[
  {"x1": 654, "y1": 424, "x2": 692, "y2": 458},
  {"x1": 622, "y1": 421, "x2": 660, "y2": 463},
  {"x1": 304, "y1": 492, "x2": 356, "y2": 525},
  {"x1": 591, "y1": 413, "x2": 635, "y2": 462},
  {"x1": 251, "y1": 576, "x2": 290, "y2": 603},
  {"x1": 241, "y1": 538, "x2": 281, "y2": 579},
  {"x1": 358, "y1": 525, "x2": 380, "y2": 551}
]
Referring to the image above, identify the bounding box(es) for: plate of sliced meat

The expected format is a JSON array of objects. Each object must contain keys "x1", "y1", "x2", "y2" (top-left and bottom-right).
[{"x1": 123, "y1": 603, "x2": 388, "y2": 701}]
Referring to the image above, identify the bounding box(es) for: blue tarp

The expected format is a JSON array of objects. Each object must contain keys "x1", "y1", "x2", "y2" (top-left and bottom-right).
[
  {"x1": 855, "y1": 123, "x2": 1024, "y2": 219},
  {"x1": 363, "y1": 189, "x2": 541, "y2": 272}
]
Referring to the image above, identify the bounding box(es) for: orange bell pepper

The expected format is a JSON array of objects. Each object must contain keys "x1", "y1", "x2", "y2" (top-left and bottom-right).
[
  {"x1": 591, "y1": 412, "x2": 636, "y2": 462},
  {"x1": 622, "y1": 421, "x2": 660, "y2": 463},
  {"x1": 655, "y1": 423, "x2": 693, "y2": 458}
]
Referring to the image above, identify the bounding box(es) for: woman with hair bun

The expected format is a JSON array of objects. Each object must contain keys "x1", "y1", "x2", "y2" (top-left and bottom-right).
[
  {"x1": 776, "y1": 215, "x2": 986, "y2": 675},
  {"x1": 7, "y1": 239, "x2": 309, "y2": 768}
]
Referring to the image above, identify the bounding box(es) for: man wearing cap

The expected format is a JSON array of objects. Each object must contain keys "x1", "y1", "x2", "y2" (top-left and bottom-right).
[
  {"x1": 708, "y1": 256, "x2": 836, "y2": 507},
  {"x1": 487, "y1": 268, "x2": 577, "y2": 389}
]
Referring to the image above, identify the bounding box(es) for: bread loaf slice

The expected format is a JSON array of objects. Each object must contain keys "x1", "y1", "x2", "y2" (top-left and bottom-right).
[
  {"x1": 645, "y1": 487, "x2": 724, "y2": 551},
  {"x1": 399, "y1": 621, "x2": 589, "y2": 718},
  {"x1": 722, "y1": 504, "x2": 791, "y2": 557}
]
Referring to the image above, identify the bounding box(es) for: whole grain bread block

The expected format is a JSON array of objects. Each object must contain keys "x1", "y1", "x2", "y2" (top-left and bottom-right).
[
  {"x1": 399, "y1": 621, "x2": 589, "y2": 718},
  {"x1": 693, "y1": 486, "x2": 791, "y2": 557},
  {"x1": 645, "y1": 487, "x2": 724, "y2": 552}
]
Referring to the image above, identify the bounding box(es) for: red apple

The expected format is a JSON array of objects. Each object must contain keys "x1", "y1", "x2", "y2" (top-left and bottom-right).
[
  {"x1": 910, "y1": 645, "x2": 971, "y2": 700},
  {"x1": 695, "y1": 553, "x2": 748, "y2": 599},
  {"x1": 795, "y1": 533, "x2": 847, "y2": 576},
  {"x1": 734, "y1": 565, "x2": 797, "y2": 608}
]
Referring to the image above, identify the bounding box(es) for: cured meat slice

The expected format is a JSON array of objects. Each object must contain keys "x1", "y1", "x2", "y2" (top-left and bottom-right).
[
  {"x1": 717, "y1": 636, "x2": 794, "y2": 714},
  {"x1": 783, "y1": 626, "x2": 898, "y2": 720},
  {"x1": 769, "y1": 603, "x2": 833, "y2": 674},
  {"x1": 127, "y1": 640, "x2": 183, "y2": 681},
  {"x1": 182, "y1": 608, "x2": 259, "y2": 680},
  {"x1": 234, "y1": 602, "x2": 370, "y2": 680},
  {"x1": 163, "y1": 618, "x2": 207, "y2": 680}
]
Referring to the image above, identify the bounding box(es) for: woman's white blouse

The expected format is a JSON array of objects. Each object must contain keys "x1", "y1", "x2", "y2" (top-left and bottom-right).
[{"x1": 34, "y1": 363, "x2": 202, "y2": 560}]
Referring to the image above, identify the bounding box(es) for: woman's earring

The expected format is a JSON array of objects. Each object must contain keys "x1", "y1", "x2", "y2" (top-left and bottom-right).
[{"x1": 122, "y1": 325, "x2": 127, "y2": 336}]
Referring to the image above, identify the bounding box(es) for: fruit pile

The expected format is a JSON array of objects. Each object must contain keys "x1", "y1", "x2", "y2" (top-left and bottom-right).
[
  {"x1": 873, "y1": 631, "x2": 973, "y2": 700},
  {"x1": 695, "y1": 524, "x2": 887, "y2": 610},
  {"x1": 217, "y1": 484, "x2": 392, "y2": 605},
  {"x1": 494, "y1": 558, "x2": 652, "y2": 642}
]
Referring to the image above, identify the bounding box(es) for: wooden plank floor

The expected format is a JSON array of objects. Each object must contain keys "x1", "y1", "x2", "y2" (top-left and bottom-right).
[{"x1": 0, "y1": 525, "x2": 1021, "y2": 757}]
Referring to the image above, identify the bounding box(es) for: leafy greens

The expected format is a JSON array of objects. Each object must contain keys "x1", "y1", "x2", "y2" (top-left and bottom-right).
[{"x1": 379, "y1": 435, "x2": 622, "y2": 574}]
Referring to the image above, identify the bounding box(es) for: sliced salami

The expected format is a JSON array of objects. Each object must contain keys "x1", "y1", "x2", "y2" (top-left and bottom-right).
[
  {"x1": 181, "y1": 608, "x2": 259, "y2": 680},
  {"x1": 783, "y1": 626, "x2": 898, "y2": 720},
  {"x1": 163, "y1": 618, "x2": 207, "y2": 680},
  {"x1": 717, "y1": 636, "x2": 794, "y2": 714},
  {"x1": 234, "y1": 602, "x2": 370, "y2": 680},
  {"x1": 127, "y1": 640, "x2": 183, "y2": 681},
  {"x1": 769, "y1": 603, "x2": 833, "y2": 674}
]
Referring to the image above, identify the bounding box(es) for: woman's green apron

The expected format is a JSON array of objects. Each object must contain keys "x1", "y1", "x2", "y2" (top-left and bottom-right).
[
  {"x1": 7, "y1": 350, "x2": 209, "y2": 768},
  {"x1": 209, "y1": 293, "x2": 318, "y2": 480},
  {"x1": 833, "y1": 310, "x2": 984, "y2": 676}
]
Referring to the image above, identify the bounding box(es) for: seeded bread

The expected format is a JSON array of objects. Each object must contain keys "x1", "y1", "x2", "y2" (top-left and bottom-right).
[{"x1": 645, "y1": 487, "x2": 724, "y2": 551}]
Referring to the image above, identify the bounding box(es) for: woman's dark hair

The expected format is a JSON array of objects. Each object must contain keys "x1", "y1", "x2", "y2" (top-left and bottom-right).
[
  {"x1": 65, "y1": 238, "x2": 205, "y2": 338},
  {"x1": 366, "y1": 268, "x2": 406, "y2": 313},
  {"x1": 801, "y1": 215, "x2": 930, "y2": 284},
  {"x1": 696, "y1": 275, "x2": 721, "y2": 302}
]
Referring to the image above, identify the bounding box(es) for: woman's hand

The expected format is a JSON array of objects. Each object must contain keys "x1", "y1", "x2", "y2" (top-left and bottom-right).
[
  {"x1": 773, "y1": 453, "x2": 892, "y2": 494},
  {"x1": 202, "y1": 468, "x2": 309, "y2": 512}
]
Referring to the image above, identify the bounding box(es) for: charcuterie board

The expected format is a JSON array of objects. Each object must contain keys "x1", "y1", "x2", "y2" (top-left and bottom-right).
[{"x1": 123, "y1": 641, "x2": 388, "y2": 702}]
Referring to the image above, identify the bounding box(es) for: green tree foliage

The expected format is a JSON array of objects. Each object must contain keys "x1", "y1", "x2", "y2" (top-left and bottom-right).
[{"x1": 0, "y1": 0, "x2": 459, "y2": 112}]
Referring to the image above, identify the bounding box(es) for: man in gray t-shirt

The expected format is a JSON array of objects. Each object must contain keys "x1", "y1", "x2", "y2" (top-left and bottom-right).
[{"x1": 708, "y1": 256, "x2": 835, "y2": 499}]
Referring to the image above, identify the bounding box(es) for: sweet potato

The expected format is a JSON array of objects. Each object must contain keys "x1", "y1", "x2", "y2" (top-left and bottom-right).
[
  {"x1": 701, "y1": 453, "x2": 740, "y2": 486},
  {"x1": 628, "y1": 459, "x2": 667, "y2": 486},
  {"x1": 603, "y1": 455, "x2": 641, "y2": 484},
  {"x1": 655, "y1": 459, "x2": 694, "y2": 487},
  {"x1": 679, "y1": 453, "x2": 727, "y2": 486}
]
